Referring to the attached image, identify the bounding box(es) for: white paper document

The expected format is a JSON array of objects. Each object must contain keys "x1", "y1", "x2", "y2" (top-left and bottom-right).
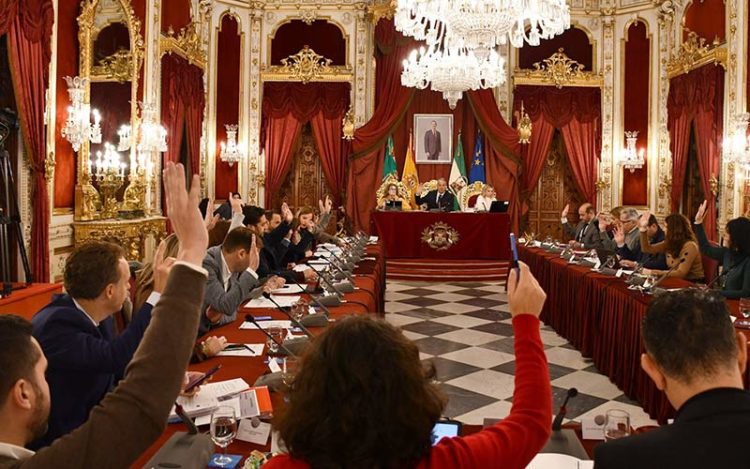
[
  {"x1": 272, "y1": 285, "x2": 301, "y2": 295},
  {"x1": 193, "y1": 389, "x2": 263, "y2": 426},
  {"x1": 236, "y1": 419, "x2": 272, "y2": 445},
  {"x1": 368, "y1": 236, "x2": 379, "y2": 242},
  {"x1": 216, "y1": 343, "x2": 265, "y2": 357},
  {"x1": 308, "y1": 259, "x2": 331, "y2": 266},
  {"x1": 240, "y1": 320, "x2": 292, "y2": 330},
  {"x1": 169, "y1": 378, "x2": 250, "y2": 420},
  {"x1": 244, "y1": 295, "x2": 301, "y2": 309},
  {"x1": 292, "y1": 264, "x2": 311, "y2": 272},
  {"x1": 526, "y1": 453, "x2": 594, "y2": 469}
]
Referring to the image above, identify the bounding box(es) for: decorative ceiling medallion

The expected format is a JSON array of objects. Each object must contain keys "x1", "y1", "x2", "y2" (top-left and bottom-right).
[
  {"x1": 421, "y1": 222, "x2": 460, "y2": 251},
  {"x1": 263, "y1": 46, "x2": 352, "y2": 83},
  {"x1": 513, "y1": 48, "x2": 603, "y2": 89},
  {"x1": 161, "y1": 22, "x2": 206, "y2": 69},
  {"x1": 667, "y1": 30, "x2": 727, "y2": 79}
]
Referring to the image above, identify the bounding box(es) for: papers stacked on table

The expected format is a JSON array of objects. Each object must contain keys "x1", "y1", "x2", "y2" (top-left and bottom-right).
[
  {"x1": 192, "y1": 386, "x2": 274, "y2": 427},
  {"x1": 244, "y1": 295, "x2": 300, "y2": 309},
  {"x1": 239, "y1": 320, "x2": 292, "y2": 330},
  {"x1": 169, "y1": 378, "x2": 249, "y2": 421},
  {"x1": 271, "y1": 284, "x2": 301, "y2": 295},
  {"x1": 525, "y1": 454, "x2": 594, "y2": 468}
]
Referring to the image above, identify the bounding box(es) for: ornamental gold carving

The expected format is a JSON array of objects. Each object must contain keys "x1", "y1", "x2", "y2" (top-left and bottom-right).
[
  {"x1": 667, "y1": 30, "x2": 727, "y2": 78},
  {"x1": 517, "y1": 101, "x2": 532, "y2": 144},
  {"x1": 73, "y1": 217, "x2": 167, "y2": 261},
  {"x1": 161, "y1": 22, "x2": 206, "y2": 69},
  {"x1": 514, "y1": 48, "x2": 603, "y2": 88},
  {"x1": 91, "y1": 50, "x2": 134, "y2": 83},
  {"x1": 263, "y1": 46, "x2": 352, "y2": 83},
  {"x1": 421, "y1": 222, "x2": 460, "y2": 251}
]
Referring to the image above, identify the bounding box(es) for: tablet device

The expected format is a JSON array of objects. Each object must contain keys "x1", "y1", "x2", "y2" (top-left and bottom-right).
[
  {"x1": 595, "y1": 248, "x2": 619, "y2": 268},
  {"x1": 489, "y1": 200, "x2": 510, "y2": 213},
  {"x1": 385, "y1": 200, "x2": 403, "y2": 211}
]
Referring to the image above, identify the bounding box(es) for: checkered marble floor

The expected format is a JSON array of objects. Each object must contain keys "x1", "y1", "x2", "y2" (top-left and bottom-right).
[{"x1": 385, "y1": 280, "x2": 658, "y2": 428}]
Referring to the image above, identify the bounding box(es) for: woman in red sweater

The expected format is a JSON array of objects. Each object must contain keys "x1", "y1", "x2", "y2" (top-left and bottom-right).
[{"x1": 266, "y1": 262, "x2": 552, "y2": 468}]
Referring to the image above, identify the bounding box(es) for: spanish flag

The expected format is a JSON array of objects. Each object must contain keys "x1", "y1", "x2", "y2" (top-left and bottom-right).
[{"x1": 402, "y1": 131, "x2": 419, "y2": 207}]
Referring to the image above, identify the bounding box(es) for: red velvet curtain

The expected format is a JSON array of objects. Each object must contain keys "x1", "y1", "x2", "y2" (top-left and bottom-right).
[
  {"x1": 668, "y1": 65, "x2": 724, "y2": 239},
  {"x1": 513, "y1": 86, "x2": 602, "y2": 208},
  {"x1": 262, "y1": 82, "x2": 350, "y2": 207},
  {"x1": 4, "y1": 0, "x2": 54, "y2": 282},
  {"x1": 348, "y1": 20, "x2": 521, "y2": 233},
  {"x1": 160, "y1": 54, "x2": 204, "y2": 169},
  {"x1": 185, "y1": 100, "x2": 204, "y2": 178}
]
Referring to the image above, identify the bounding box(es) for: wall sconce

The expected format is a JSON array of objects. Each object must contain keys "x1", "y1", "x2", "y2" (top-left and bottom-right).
[
  {"x1": 220, "y1": 124, "x2": 243, "y2": 166},
  {"x1": 61, "y1": 76, "x2": 101, "y2": 152},
  {"x1": 619, "y1": 131, "x2": 645, "y2": 173}
]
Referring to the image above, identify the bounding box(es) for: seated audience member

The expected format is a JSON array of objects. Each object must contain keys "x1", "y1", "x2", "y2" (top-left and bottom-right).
[
  {"x1": 29, "y1": 238, "x2": 174, "y2": 448},
  {"x1": 282, "y1": 207, "x2": 317, "y2": 265},
  {"x1": 596, "y1": 207, "x2": 640, "y2": 251},
  {"x1": 208, "y1": 195, "x2": 243, "y2": 247},
  {"x1": 609, "y1": 206, "x2": 623, "y2": 228},
  {"x1": 616, "y1": 214, "x2": 667, "y2": 270},
  {"x1": 311, "y1": 196, "x2": 342, "y2": 246},
  {"x1": 416, "y1": 178, "x2": 454, "y2": 212},
  {"x1": 473, "y1": 184, "x2": 497, "y2": 211},
  {"x1": 0, "y1": 162, "x2": 209, "y2": 468},
  {"x1": 638, "y1": 211, "x2": 705, "y2": 281},
  {"x1": 594, "y1": 289, "x2": 750, "y2": 468},
  {"x1": 266, "y1": 262, "x2": 551, "y2": 468},
  {"x1": 213, "y1": 192, "x2": 241, "y2": 220},
  {"x1": 134, "y1": 233, "x2": 227, "y2": 362},
  {"x1": 694, "y1": 200, "x2": 750, "y2": 298},
  {"x1": 378, "y1": 183, "x2": 412, "y2": 211},
  {"x1": 201, "y1": 227, "x2": 260, "y2": 332},
  {"x1": 561, "y1": 203, "x2": 599, "y2": 249}
]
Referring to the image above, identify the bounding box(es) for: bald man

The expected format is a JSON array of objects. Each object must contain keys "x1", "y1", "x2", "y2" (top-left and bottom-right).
[
  {"x1": 416, "y1": 178, "x2": 454, "y2": 212},
  {"x1": 561, "y1": 203, "x2": 599, "y2": 249}
]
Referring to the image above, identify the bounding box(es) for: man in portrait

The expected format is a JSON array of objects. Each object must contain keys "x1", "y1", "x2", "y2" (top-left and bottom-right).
[{"x1": 424, "y1": 120, "x2": 442, "y2": 161}]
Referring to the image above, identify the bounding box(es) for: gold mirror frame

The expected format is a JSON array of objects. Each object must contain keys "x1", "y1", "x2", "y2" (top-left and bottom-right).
[{"x1": 75, "y1": 0, "x2": 144, "y2": 221}]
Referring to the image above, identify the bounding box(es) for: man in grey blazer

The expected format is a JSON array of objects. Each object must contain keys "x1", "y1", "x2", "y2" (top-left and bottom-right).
[
  {"x1": 561, "y1": 203, "x2": 599, "y2": 249},
  {"x1": 201, "y1": 226, "x2": 260, "y2": 333}
]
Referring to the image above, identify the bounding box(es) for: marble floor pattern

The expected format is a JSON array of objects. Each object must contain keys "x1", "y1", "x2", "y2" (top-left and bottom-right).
[{"x1": 385, "y1": 280, "x2": 658, "y2": 428}]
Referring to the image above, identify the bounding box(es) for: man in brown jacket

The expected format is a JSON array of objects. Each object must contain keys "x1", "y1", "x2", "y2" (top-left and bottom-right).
[{"x1": 0, "y1": 163, "x2": 209, "y2": 468}]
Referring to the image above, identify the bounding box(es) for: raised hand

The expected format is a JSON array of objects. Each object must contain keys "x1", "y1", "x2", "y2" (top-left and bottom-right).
[
  {"x1": 230, "y1": 192, "x2": 242, "y2": 215},
  {"x1": 598, "y1": 213, "x2": 609, "y2": 232},
  {"x1": 507, "y1": 261, "x2": 546, "y2": 318},
  {"x1": 281, "y1": 202, "x2": 294, "y2": 223},
  {"x1": 561, "y1": 204, "x2": 570, "y2": 219},
  {"x1": 638, "y1": 210, "x2": 651, "y2": 231},
  {"x1": 248, "y1": 234, "x2": 260, "y2": 272},
  {"x1": 325, "y1": 195, "x2": 333, "y2": 213},
  {"x1": 613, "y1": 224, "x2": 625, "y2": 246},
  {"x1": 694, "y1": 199, "x2": 708, "y2": 224},
  {"x1": 163, "y1": 162, "x2": 207, "y2": 266},
  {"x1": 152, "y1": 239, "x2": 176, "y2": 293}
]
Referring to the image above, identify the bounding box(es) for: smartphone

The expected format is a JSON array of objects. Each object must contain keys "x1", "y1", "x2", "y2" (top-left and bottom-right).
[
  {"x1": 184, "y1": 364, "x2": 221, "y2": 393},
  {"x1": 509, "y1": 232, "x2": 520, "y2": 274},
  {"x1": 431, "y1": 420, "x2": 462, "y2": 446}
]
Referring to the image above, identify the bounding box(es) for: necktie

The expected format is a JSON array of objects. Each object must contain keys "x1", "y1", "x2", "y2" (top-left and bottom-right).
[
  {"x1": 579, "y1": 224, "x2": 587, "y2": 242},
  {"x1": 436, "y1": 193, "x2": 441, "y2": 206}
]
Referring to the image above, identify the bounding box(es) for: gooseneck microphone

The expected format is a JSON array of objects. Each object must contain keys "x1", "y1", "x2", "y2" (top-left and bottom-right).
[
  {"x1": 262, "y1": 292, "x2": 313, "y2": 338},
  {"x1": 322, "y1": 246, "x2": 356, "y2": 281},
  {"x1": 704, "y1": 262, "x2": 739, "y2": 290},
  {"x1": 174, "y1": 403, "x2": 199, "y2": 435},
  {"x1": 552, "y1": 388, "x2": 578, "y2": 431},
  {"x1": 308, "y1": 263, "x2": 345, "y2": 297},
  {"x1": 649, "y1": 257, "x2": 686, "y2": 292},
  {"x1": 289, "y1": 280, "x2": 331, "y2": 317},
  {"x1": 244, "y1": 314, "x2": 296, "y2": 357}
]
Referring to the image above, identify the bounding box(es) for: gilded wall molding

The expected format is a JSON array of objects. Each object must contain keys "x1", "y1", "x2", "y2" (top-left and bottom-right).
[
  {"x1": 161, "y1": 21, "x2": 207, "y2": 69},
  {"x1": 655, "y1": 1, "x2": 675, "y2": 218},
  {"x1": 261, "y1": 46, "x2": 353, "y2": 83},
  {"x1": 513, "y1": 48, "x2": 604, "y2": 88},
  {"x1": 666, "y1": 30, "x2": 727, "y2": 78}
]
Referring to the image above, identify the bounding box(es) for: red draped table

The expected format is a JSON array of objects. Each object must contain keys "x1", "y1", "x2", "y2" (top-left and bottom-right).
[
  {"x1": 519, "y1": 245, "x2": 742, "y2": 424},
  {"x1": 370, "y1": 211, "x2": 511, "y2": 259},
  {"x1": 133, "y1": 244, "x2": 386, "y2": 467}
]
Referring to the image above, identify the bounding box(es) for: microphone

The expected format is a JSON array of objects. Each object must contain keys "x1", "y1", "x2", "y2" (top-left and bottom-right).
[
  {"x1": 262, "y1": 292, "x2": 313, "y2": 338},
  {"x1": 704, "y1": 263, "x2": 737, "y2": 290},
  {"x1": 321, "y1": 248, "x2": 355, "y2": 281},
  {"x1": 649, "y1": 257, "x2": 686, "y2": 293},
  {"x1": 174, "y1": 402, "x2": 199, "y2": 435},
  {"x1": 322, "y1": 245, "x2": 356, "y2": 271},
  {"x1": 288, "y1": 279, "x2": 331, "y2": 317},
  {"x1": 243, "y1": 314, "x2": 297, "y2": 357},
  {"x1": 308, "y1": 264, "x2": 345, "y2": 297},
  {"x1": 552, "y1": 388, "x2": 578, "y2": 431}
]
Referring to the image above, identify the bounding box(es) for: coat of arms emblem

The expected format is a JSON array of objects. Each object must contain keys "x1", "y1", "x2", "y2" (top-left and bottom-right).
[{"x1": 421, "y1": 222, "x2": 460, "y2": 251}]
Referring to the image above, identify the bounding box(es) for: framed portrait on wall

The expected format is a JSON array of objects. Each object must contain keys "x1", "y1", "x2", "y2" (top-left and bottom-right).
[{"x1": 414, "y1": 114, "x2": 453, "y2": 164}]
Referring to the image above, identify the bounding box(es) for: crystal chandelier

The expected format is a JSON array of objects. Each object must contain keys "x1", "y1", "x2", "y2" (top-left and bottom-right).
[
  {"x1": 117, "y1": 102, "x2": 167, "y2": 154},
  {"x1": 723, "y1": 114, "x2": 750, "y2": 169},
  {"x1": 91, "y1": 142, "x2": 126, "y2": 179},
  {"x1": 220, "y1": 124, "x2": 242, "y2": 166},
  {"x1": 61, "y1": 76, "x2": 102, "y2": 152},
  {"x1": 402, "y1": 44, "x2": 505, "y2": 109},
  {"x1": 619, "y1": 131, "x2": 645, "y2": 173}
]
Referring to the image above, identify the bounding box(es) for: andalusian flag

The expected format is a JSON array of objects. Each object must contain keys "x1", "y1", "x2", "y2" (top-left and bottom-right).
[
  {"x1": 401, "y1": 131, "x2": 419, "y2": 206},
  {"x1": 449, "y1": 133, "x2": 468, "y2": 211},
  {"x1": 469, "y1": 129, "x2": 486, "y2": 183},
  {"x1": 382, "y1": 135, "x2": 398, "y2": 180}
]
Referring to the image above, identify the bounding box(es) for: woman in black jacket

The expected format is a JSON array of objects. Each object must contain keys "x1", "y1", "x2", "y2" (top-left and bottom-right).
[{"x1": 694, "y1": 200, "x2": 750, "y2": 299}]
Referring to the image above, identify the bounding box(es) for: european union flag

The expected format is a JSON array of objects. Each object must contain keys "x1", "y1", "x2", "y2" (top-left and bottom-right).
[{"x1": 469, "y1": 130, "x2": 486, "y2": 183}]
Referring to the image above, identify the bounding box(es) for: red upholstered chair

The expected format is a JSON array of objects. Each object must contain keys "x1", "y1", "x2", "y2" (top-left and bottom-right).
[
  {"x1": 702, "y1": 243, "x2": 720, "y2": 285},
  {"x1": 468, "y1": 194, "x2": 480, "y2": 208}
]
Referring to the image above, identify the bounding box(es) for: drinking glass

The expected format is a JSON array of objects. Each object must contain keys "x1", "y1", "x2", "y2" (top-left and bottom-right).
[
  {"x1": 291, "y1": 300, "x2": 309, "y2": 322},
  {"x1": 738, "y1": 298, "x2": 750, "y2": 328},
  {"x1": 282, "y1": 356, "x2": 299, "y2": 388},
  {"x1": 266, "y1": 327, "x2": 285, "y2": 357},
  {"x1": 210, "y1": 406, "x2": 238, "y2": 467},
  {"x1": 603, "y1": 409, "x2": 631, "y2": 442}
]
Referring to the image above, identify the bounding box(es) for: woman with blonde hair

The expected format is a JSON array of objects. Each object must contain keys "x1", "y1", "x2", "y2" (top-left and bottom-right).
[{"x1": 378, "y1": 183, "x2": 412, "y2": 210}]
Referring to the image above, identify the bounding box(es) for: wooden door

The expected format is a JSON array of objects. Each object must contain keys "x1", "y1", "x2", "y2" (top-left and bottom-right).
[
  {"x1": 524, "y1": 130, "x2": 584, "y2": 240},
  {"x1": 271, "y1": 123, "x2": 336, "y2": 231}
]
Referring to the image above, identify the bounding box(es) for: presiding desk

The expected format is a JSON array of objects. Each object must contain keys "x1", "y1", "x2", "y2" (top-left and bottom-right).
[
  {"x1": 0, "y1": 283, "x2": 63, "y2": 320},
  {"x1": 371, "y1": 210, "x2": 511, "y2": 259},
  {"x1": 134, "y1": 244, "x2": 385, "y2": 467},
  {"x1": 519, "y1": 244, "x2": 743, "y2": 424}
]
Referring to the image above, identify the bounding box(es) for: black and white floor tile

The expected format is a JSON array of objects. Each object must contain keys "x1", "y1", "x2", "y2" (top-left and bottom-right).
[{"x1": 385, "y1": 280, "x2": 658, "y2": 428}]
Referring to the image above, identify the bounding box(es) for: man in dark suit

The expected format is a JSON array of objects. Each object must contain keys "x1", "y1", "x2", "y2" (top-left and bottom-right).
[
  {"x1": 560, "y1": 202, "x2": 598, "y2": 248},
  {"x1": 416, "y1": 178, "x2": 454, "y2": 212},
  {"x1": 424, "y1": 120, "x2": 442, "y2": 161},
  {"x1": 0, "y1": 162, "x2": 210, "y2": 469},
  {"x1": 201, "y1": 226, "x2": 260, "y2": 333},
  {"x1": 616, "y1": 213, "x2": 667, "y2": 270},
  {"x1": 29, "y1": 240, "x2": 170, "y2": 448},
  {"x1": 594, "y1": 289, "x2": 750, "y2": 469}
]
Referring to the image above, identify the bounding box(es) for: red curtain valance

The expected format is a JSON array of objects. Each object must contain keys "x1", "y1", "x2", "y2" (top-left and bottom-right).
[
  {"x1": 668, "y1": 64, "x2": 724, "y2": 118},
  {"x1": 262, "y1": 82, "x2": 350, "y2": 121},
  {"x1": 514, "y1": 86, "x2": 602, "y2": 126}
]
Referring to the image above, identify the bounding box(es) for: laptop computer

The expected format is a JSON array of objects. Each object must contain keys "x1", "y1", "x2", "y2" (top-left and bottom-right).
[
  {"x1": 385, "y1": 200, "x2": 403, "y2": 211},
  {"x1": 489, "y1": 200, "x2": 510, "y2": 213},
  {"x1": 595, "y1": 248, "x2": 620, "y2": 269}
]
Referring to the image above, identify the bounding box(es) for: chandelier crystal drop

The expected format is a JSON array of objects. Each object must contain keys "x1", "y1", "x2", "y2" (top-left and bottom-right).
[{"x1": 61, "y1": 76, "x2": 102, "y2": 152}]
